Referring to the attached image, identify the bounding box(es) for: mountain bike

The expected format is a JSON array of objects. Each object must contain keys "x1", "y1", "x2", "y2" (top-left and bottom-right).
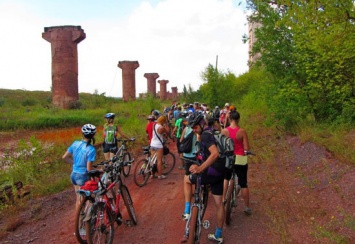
[
  {"x1": 181, "y1": 153, "x2": 210, "y2": 244},
  {"x1": 85, "y1": 155, "x2": 137, "y2": 244},
  {"x1": 115, "y1": 138, "x2": 135, "y2": 177},
  {"x1": 224, "y1": 150, "x2": 255, "y2": 226},
  {"x1": 133, "y1": 145, "x2": 176, "y2": 187}
]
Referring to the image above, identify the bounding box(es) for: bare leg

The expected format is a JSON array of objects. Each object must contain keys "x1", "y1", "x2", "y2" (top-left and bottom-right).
[
  {"x1": 156, "y1": 149, "x2": 164, "y2": 176},
  {"x1": 241, "y1": 188, "x2": 250, "y2": 208},
  {"x1": 212, "y1": 194, "x2": 225, "y2": 228}
]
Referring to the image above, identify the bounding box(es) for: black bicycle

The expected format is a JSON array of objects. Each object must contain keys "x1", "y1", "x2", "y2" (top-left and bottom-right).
[
  {"x1": 181, "y1": 153, "x2": 210, "y2": 244},
  {"x1": 115, "y1": 138, "x2": 135, "y2": 177},
  {"x1": 224, "y1": 150, "x2": 255, "y2": 225}
]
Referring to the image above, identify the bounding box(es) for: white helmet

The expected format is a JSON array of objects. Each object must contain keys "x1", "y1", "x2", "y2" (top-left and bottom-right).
[{"x1": 81, "y1": 124, "x2": 96, "y2": 137}]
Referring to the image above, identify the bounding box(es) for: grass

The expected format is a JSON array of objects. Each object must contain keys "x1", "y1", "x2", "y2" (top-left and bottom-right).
[{"x1": 0, "y1": 88, "x2": 354, "y2": 242}]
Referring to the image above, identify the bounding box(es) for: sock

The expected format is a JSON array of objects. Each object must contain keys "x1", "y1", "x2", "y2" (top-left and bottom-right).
[
  {"x1": 215, "y1": 227, "x2": 222, "y2": 238},
  {"x1": 184, "y1": 202, "x2": 190, "y2": 214}
]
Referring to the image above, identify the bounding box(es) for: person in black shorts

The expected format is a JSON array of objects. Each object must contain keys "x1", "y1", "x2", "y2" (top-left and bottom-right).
[{"x1": 181, "y1": 112, "x2": 225, "y2": 244}]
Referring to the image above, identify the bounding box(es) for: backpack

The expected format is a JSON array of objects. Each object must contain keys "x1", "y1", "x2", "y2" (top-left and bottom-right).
[
  {"x1": 204, "y1": 130, "x2": 235, "y2": 164},
  {"x1": 104, "y1": 124, "x2": 117, "y2": 145},
  {"x1": 179, "y1": 130, "x2": 194, "y2": 153}
]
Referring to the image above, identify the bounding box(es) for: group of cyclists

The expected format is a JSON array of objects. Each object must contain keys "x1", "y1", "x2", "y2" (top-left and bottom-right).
[{"x1": 63, "y1": 100, "x2": 252, "y2": 244}]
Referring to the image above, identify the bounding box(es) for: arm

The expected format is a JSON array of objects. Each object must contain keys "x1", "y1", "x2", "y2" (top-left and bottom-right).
[
  {"x1": 221, "y1": 128, "x2": 229, "y2": 137},
  {"x1": 87, "y1": 161, "x2": 93, "y2": 171},
  {"x1": 237, "y1": 128, "x2": 249, "y2": 151},
  {"x1": 62, "y1": 151, "x2": 73, "y2": 165}
]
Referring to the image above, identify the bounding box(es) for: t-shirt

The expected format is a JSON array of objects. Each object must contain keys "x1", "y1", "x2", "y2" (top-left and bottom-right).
[
  {"x1": 150, "y1": 124, "x2": 164, "y2": 149},
  {"x1": 145, "y1": 121, "x2": 155, "y2": 143},
  {"x1": 175, "y1": 118, "x2": 183, "y2": 138},
  {"x1": 68, "y1": 140, "x2": 96, "y2": 174}
]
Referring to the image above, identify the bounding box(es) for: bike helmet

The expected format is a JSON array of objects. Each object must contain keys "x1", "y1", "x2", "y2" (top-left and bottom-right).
[
  {"x1": 180, "y1": 111, "x2": 188, "y2": 118},
  {"x1": 81, "y1": 124, "x2": 97, "y2": 137},
  {"x1": 188, "y1": 111, "x2": 205, "y2": 128},
  {"x1": 104, "y1": 113, "x2": 115, "y2": 119}
]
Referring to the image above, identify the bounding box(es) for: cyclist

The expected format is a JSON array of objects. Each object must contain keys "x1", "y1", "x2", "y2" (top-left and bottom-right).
[
  {"x1": 223, "y1": 105, "x2": 236, "y2": 129},
  {"x1": 221, "y1": 111, "x2": 252, "y2": 215},
  {"x1": 172, "y1": 111, "x2": 188, "y2": 169},
  {"x1": 182, "y1": 112, "x2": 225, "y2": 243},
  {"x1": 150, "y1": 115, "x2": 170, "y2": 179},
  {"x1": 102, "y1": 113, "x2": 131, "y2": 160},
  {"x1": 62, "y1": 124, "x2": 97, "y2": 211},
  {"x1": 145, "y1": 115, "x2": 156, "y2": 143},
  {"x1": 219, "y1": 103, "x2": 230, "y2": 128}
]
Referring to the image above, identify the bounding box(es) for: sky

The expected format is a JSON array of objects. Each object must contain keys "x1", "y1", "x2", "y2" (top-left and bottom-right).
[{"x1": 0, "y1": 0, "x2": 250, "y2": 97}]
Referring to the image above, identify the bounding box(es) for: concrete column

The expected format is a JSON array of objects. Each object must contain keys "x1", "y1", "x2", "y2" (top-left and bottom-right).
[
  {"x1": 118, "y1": 61, "x2": 139, "y2": 101},
  {"x1": 42, "y1": 26, "x2": 86, "y2": 109},
  {"x1": 144, "y1": 73, "x2": 159, "y2": 98},
  {"x1": 158, "y1": 80, "x2": 169, "y2": 100},
  {"x1": 171, "y1": 87, "x2": 178, "y2": 99}
]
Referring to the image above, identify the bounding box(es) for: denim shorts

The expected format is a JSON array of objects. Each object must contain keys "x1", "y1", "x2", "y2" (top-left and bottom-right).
[{"x1": 71, "y1": 172, "x2": 89, "y2": 186}]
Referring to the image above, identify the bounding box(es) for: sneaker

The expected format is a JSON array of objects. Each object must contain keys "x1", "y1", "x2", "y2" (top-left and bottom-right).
[
  {"x1": 158, "y1": 175, "x2": 167, "y2": 180},
  {"x1": 208, "y1": 233, "x2": 223, "y2": 244},
  {"x1": 182, "y1": 213, "x2": 190, "y2": 221},
  {"x1": 244, "y1": 207, "x2": 252, "y2": 216}
]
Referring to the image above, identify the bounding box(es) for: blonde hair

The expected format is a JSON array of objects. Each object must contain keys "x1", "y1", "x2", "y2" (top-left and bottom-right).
[{"x1": 157, "y1": 115, "x2": 167, "y2": 125}]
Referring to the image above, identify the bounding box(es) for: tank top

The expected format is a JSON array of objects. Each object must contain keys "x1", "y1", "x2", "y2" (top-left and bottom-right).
[
  {"x1": 150, "y1": 124, "x2": 164, "y2": 149},
  {"x1": 226, "y1": 126, "x2": 244, "y2": 156}
]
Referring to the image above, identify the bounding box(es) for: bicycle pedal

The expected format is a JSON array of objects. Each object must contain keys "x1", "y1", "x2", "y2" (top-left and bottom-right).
[{"x1": 202, "y1": 220, "x2": 210, "y2": 229}]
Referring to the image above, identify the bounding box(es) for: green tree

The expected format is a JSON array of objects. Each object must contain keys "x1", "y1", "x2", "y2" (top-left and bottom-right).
[{"x1": 246, "y1": 0, "x2": 355, "y2": 123}]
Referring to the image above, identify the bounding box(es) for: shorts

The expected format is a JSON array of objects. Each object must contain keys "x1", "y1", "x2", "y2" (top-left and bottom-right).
[
  {"x1": 183, "y1": 156, "x2": 195, "y2": 176},
  {"x1": 102, "y1": 142, "x2": 118, "y2": 154},
  {"x1": 71, "y1": 172, "x2": 89, "y2": 186},
  {"x1": 176, "y1": 138, "x2": 182, "y2": 153},
  {"x1": 189, "y1": 172, "x2": 224, "y2": 195},
  {"x1": 224, "y1": 164, "x2": 249, "y2": 188}
]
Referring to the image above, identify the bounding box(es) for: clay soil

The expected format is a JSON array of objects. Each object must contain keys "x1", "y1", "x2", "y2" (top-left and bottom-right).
[{"x1": 0, "y1": 132, "x2": 354, "y2": 244}]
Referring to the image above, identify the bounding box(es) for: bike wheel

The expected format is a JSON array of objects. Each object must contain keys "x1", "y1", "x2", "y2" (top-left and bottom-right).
[
  {"x1": 133, "y1": 159, "x2": 150, "y2": 187},
  {"x1": 121, "y1": 185, "x2": 138, "y2": 225},
  {"x1": 75, "y1": 196, "x2": 94, "y2": 244},
  {"x1": 162, "y1": 152, "x2": 176, "y2": 175},
  {"x1": 86, "y1": 202, "x2": 114, "y2": 244},
  {"x1": 225, "y1": 179, "x2": 234, "y2": 226},
  {"x1": 122, "y1": 152, "x2": 131, "y2": 177},
  {"x1": 187, "y1": 206, "x2": 198, "y2": 244}
]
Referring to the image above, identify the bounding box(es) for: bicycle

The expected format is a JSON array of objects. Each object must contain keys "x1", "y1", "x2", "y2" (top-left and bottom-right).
[
  {"x1": 181, "y1": 153, "x2": 210, "y2": 244},
  {"x1": 74, "y1": 164, "x2": 112, "y2": 244},
  {"x1": 133, "y1": 144, "x2": 176, "y2": 187},
  {"x1": 224, "y1": 150, "x2": 255, "y2": 226},
  {"x1": 115, "y1": 138, "x2": 135, "y2": 177},
  {"x1": 85, "y1": 155, "x2": 137, "y2": 244}
]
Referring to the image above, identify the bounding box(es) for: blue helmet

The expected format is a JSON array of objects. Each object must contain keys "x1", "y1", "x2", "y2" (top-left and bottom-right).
[{"x1": 104, "y1": 113, "x2": 115, "y2": 119}]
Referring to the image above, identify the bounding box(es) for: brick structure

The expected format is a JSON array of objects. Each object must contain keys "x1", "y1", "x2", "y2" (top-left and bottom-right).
[
  {"x1": 42, "y1": 26, "x2": 86, "y2": 109},
  {"x1": 118, "y1": 61, "x2": 139, "y2": 101},
  {"x1": 171, "y1": 87, "x2": 178, "y2": 99},
  {"x1": 158, "y1": 80, "x2": 169, "y2": 100},
  {"x1": 144, "y1": 73, "x2": 159, "y2": 98}
]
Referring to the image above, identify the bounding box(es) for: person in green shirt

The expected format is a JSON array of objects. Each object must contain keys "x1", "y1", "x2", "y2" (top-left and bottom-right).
[{"x1": 172, "y1": 111, "x2": 188, "y2": 169}]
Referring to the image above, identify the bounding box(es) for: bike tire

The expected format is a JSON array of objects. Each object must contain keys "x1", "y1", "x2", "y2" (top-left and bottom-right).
[
  {"x1": 162, "y1": 152, "x2": 176, "y2": 175},
  {"x1": 133, "y1": 159, "x2": 150, "y2": 187},
  {"x1": 225, "y1": 179, "x2": 234, "y2": 226},
  {"x1": 74, "y1": 195, "x2": 94, "y2": 244},
  {"x1": 122, "y1": 152, "x2": 131, "y2": 177},
  {"x1": 187, "y1": 206, "x2": 199, "y2": 244},
  {"x1": 121, "y1": 185, "x2": 138, "y2": 225},
  {"x1": 86, "y1": 202, "x2": 114, "y2": 244}
]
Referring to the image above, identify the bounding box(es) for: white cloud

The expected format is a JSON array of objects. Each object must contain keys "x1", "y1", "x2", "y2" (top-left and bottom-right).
[{"x1": 0, "y1": 0, "x2": 249, "y2": 97}]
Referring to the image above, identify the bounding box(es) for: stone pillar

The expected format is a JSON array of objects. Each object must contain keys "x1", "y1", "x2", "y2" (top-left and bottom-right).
[
  {"x1": 42, "y1": 26, "x2": 86, "y2": 109},
  {"x1": 144, "y1": 73, "x2": 159, "y2": 98},
  {"x1": 118, "y1": 61, "x2": 139, "y2": 101},
  {"x1": 158, "y1": 80, "x2": 169, "y2": 100},
  {"x1": 171, "y1": 87, "x2": 178, "y2": 99}
]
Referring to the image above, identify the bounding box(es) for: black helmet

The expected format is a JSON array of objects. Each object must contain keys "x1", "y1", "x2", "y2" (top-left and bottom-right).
[
  {"x1": 81, "y1": 124, "x2": 96, "y2": 137},
  {"x1": 180, "y1": 111, "x2": 188, "y2": 118},
  {"x1": 188, "y1": 112, "x2": 204, "y2": 128},
  {"x1": 104, "y1": 113, "x2": 115, "y2": 119}
]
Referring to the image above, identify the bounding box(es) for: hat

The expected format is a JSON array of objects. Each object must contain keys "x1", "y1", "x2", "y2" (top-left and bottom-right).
[
  {"x1": 215, "y1": 106, "x2": 219, "y2": 109},
  {"x1": 225, "y1": 103, "x2": 230, "y2": 107}
]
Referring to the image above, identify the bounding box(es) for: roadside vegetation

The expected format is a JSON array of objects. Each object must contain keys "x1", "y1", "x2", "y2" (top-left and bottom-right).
[{"x1": 1, "y1": 1, "x2": 354, "y2": 241}]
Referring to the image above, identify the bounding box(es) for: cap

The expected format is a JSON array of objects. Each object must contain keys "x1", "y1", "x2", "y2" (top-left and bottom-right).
[{"x1": 225, "y1": 103, "x2": 230, "y2": 107}]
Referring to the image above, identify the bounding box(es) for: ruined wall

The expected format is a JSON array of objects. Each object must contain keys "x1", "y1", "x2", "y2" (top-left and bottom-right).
[{"x1": 118, "y1": 61, "x2": 139, "y2": 101}]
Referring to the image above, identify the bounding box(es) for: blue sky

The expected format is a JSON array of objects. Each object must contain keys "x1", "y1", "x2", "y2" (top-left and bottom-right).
[{"x1": 0, "y1": 0, "x2": 249, "y2": 97}]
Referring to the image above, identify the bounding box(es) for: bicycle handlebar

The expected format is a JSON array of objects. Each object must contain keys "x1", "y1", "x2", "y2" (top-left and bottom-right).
[
  {"x1": 244, "y1": 150, "x2": 256, "y2": 156},
  {"x1": 117, "y1": 138, "x2": 136, "y2": 143}
]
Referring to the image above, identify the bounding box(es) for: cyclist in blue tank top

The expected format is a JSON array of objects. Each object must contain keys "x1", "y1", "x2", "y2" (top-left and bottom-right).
[{"x1": 62, "y1": 124, "x2": 97, "y2": 211}]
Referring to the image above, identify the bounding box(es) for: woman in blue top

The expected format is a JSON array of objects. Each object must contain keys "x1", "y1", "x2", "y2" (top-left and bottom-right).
[{"x1": 62, "y1": 124, "x2": 97, "y2": 211}]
